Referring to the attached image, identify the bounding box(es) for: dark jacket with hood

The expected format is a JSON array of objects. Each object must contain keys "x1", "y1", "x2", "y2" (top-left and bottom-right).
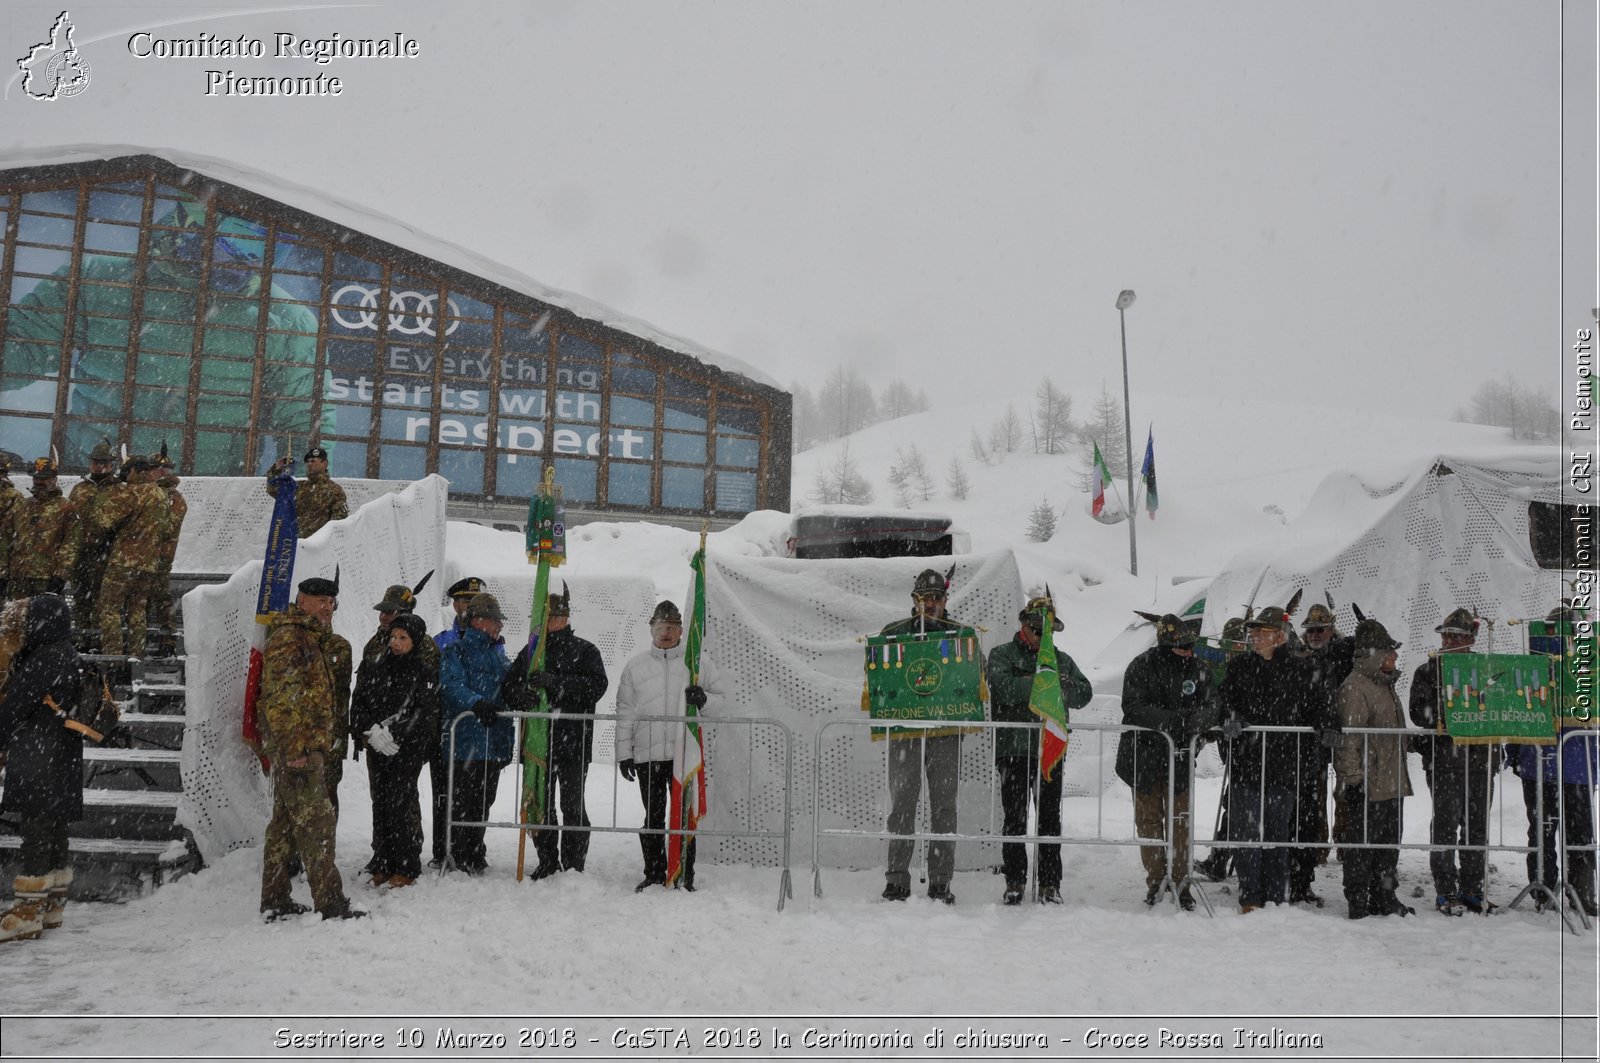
[
  {"x1": 350, "y1": 618, "x2": 441, "y2": 765},
  {"x1": 0, "y1": 595, "x2": 85, "y2": 820},
  {"x1": 1218, "y1": 645, "x2": 1323, "y2": 789},
  {"x1": 503, "y1": 625, "x2": 609, "y2": 764},
  {"x1": 1116, "y1": 644, "x2": 1220, "y2": 793}
]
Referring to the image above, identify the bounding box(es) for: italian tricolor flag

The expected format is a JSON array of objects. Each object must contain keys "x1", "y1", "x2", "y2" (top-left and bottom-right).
[
  {"x1": 1029, "y1": 603, "x2": 1070, "y2": 781},
  {"x1": 1090, "y1": 441, "x2": 1113, "y2": 518},
  {"x1": 668, "y1": 532, "x2": 709, "y2": 886}
]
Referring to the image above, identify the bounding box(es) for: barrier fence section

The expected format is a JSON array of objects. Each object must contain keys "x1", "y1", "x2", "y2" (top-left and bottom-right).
[
  {"x1": 443, "y1": 710, "x2": 796, "y2": 910},
  {"x1": 810, "y1": 718, "x2": 1182, "y2": 905},
  {"x1": 1184, "y1": 724, "x2": 1600, "y2": 932},
  {"x1": 1556, "y1": 729, "x2": 1599, "y2": 931}
]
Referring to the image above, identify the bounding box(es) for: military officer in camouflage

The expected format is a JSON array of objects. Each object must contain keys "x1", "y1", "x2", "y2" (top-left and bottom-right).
[
  {"x1": 68, "y1": 442, "x2": 121, "y2": 642},
  {"x1": 266, "y1": 445, "x2": 349, "y2": 539},
  {"x1": 322, "y1": 604, "x2": 355, "y2": 818},
  {"x1": 362, "y1": 581, "x2": 440, "y2": 670},
  {"x1": 7, "y1": 459, "x2": 79, "y2": 600},
  {"x1": 95, "y1": 456, "x2": 171, "y2": 657},
  {"x1": 148, "y1": 451, "x2": 187, "y2": 641},
  {"x1": 258, "y1": 574, "x2": 363, "y2": 921}
]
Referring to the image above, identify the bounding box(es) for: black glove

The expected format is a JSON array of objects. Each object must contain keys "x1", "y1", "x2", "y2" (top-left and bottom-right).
[
  {"x1": 473, "y1": 699, "x2": 501, "y2": 726},
  {"x1": 525, "y1": 671, "x2": 556, "y2": 692},
  {"x1": 1220, "y1": 716, "x2": 1244, "y2": 741},
  {"x1": 685, "y1": 685, "x2": 708, "y2": 709},
  {"x1": 1318, "y1": 724, "x2": 1343, "y2": 749},
  {"x1": 618, "y1": 758, "x2": 637, "y2": 782},
  {"x1": 0, "y1": 579, "x2": 9, "y2": 600},
  {"x1": 45, "y1": 577, "x2": 66, "y2": 595}
]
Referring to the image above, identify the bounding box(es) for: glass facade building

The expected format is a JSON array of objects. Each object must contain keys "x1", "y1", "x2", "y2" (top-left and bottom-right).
[{"x1": 0, "y1": 154, "x2": 791, "y2": 518}]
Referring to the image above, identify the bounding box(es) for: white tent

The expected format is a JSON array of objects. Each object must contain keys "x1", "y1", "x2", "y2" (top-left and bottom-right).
[{"x1": 1203, "y1": 447, "x2": 1578, "y2": 698}]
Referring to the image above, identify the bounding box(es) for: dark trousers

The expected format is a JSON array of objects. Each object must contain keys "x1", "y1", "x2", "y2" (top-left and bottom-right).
[
  {"x1": 448, "y1": 759, "x2": 505, "y2": 872},
  {"x1": 429, "y1": 747, "x2": 449, "y2": 863},
  {"x1": 637, "y1": 760, "x2": 693, "y2": 884},
  {"x1": 1289, "y1": 759, "x2": 1326, "y2": 893},
  {"x1": 997, "y1": 755, "x2": 1062, "y2": 890},
  {"x1": 18, "y1": 817, "x2": 69, "y2": 876},
  {"x1": 1520, "y1": 776, "x2": 1596, "y2": 889},
  {"x1": 1338, "y1": 786, "x2": 1401, "y2": 916},
  {"x1": 1425, "y1": 762, "x2": 1495, "y2": 896},
  {"x1": 533, "y1": 752, "x2": 591, "y2": 872},
  {"x1": 1230, "y1": 780, "x2": 1293, "y2": 907},
  {"x1": 366, "y1": 753, "x2": 425, "y2": 879}
]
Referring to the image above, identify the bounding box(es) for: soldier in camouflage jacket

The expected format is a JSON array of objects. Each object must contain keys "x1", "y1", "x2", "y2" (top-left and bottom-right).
[
  {"x1": 266, "y1": 445, "x2": 348, "y2": 539},
  {"x1": 148, "y1": 456, "x2": 187, "y2": 634},
  {"x1": 7, "y1": 460, "x2": 79, "y2": 600},
  {"x1": 94, "y1": 457, "x2": 171, "y2": 656},
  {"x1": 67, "y1": 443, "x2": 120, "y2": 638}
]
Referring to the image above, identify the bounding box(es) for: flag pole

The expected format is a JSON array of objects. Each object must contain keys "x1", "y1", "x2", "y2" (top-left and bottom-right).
[{"x1": 516, "y1": 465, "x2": 559, "y2": 881}]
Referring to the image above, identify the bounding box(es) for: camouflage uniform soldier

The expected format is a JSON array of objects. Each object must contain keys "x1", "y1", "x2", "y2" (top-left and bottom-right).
[
  {"x1": 95, "y1": 457, "x2": 171, "y2": 657},
  {"x1": 0, "y1": 457, "x2": 24, "y2": 599},
  {"x1": 322, "y1": 605, "x2": 354, "y2": 818},
  {"x1": 7, "y1": 459, "x2": 79, "y2": 600},
  {"x1": 258, "y1": 575, "x2": 362, "y2": 921},
  {"x1": 68, "y1": 442, "x2": 121, "y2": 641},
  {"x1": 265, "y1": 445, "x2": 348, "y2": 539},
  {"x1": 147, "y1": 452, "x2": 187, "y2": 638}
]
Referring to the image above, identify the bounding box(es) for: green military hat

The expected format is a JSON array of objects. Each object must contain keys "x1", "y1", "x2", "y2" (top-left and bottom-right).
[
  {"x1": 650, "y1": 600, "x2": 682, "y2": 625},
  {"x1": 1221, "y1": 617, "x2": 1249, "y2": 646},
  {"x1": 373, "y1": 584, "x2": 416, "y2": 613},
  {"x1": 1246, "y1": 606, "x2": 1292, "y2": 632},
  {"x1": 1353, "y1": 617, "x2": 1401, "y2": 654},
  {"x1": 447, "y1": 576, "x2": 486, "y2": 600},
  {"x1": 912, "y1": 568, "x2": 948, "y2": 597},
  {"x1": 1302, "y1": 603, "x2": 1336, "y2": 630},
  {"x1": 1154, "y1": 613, "x2": 1197, "y2": 647},
  {"x1": 548, "y1": 581, "x2": 571, "y2": 618},
  {"x1": 466, "y1": 591, "x2": 505, "y2": 621},
  {"x1": 1020, "y1": 594, "x2": 1064, "y2": 632},
  {"x1": 88, "y1": 440, "x2": 116, "y2": 463},
  {"x1": 1435, "y1": 607, "x2": 1479, "y2": 636}
]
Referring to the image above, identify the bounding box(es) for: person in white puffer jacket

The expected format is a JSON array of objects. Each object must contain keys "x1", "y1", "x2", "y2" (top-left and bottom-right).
[{"x1": 614, "y1": 600, "x2": 728, "y2": 892}]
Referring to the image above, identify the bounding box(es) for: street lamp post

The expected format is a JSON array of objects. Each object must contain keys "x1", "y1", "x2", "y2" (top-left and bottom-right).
[{"x1": 1115, "y1": 289, "x2": 1138, "y2": 576}]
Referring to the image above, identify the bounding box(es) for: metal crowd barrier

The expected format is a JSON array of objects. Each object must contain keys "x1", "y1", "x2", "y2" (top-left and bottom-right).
[
  {"x1": 442, "y1": 710, "x2": 796, "y2": 910},
  {"x1": 810, "y1": 718, "x2": 1184, "y2": 907},
  {"x1": 1185, "y1": 723, "x2": 1600, "y2": 932}
]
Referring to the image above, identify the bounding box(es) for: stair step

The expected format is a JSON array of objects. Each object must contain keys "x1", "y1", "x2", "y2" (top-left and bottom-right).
[
  {"x1": 0, "y1": 787, "x2": 180, "y2": 810},
  {"x1": 118, "y1": 712, "x2": 184, "y2": 726},
  {"x1": 0, "y1": 834, "x2": 188, "y2": 862},
  {"x1": 83, "y1": 747, "x2": 181, "y2": 765},
  {"x1": 133, "y1": 685, "x2": 187, "y2": 698}
]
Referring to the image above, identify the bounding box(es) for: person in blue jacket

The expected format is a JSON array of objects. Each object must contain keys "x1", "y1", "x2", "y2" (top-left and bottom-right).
[
  {"x1": 427, "y1": 575, "x2": 486, "y2": 868},
  {"x1": 437, "y1": 591, "x2": 512, "y2": 874}
]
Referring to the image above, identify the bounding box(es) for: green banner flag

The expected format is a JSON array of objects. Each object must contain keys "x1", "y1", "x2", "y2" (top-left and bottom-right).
[
  {"x1": 863, "y1": 628, "x2": 985, "y2": 739},
  {"x1": 1439, "y1": 652, "x2": 1557, "y2": 744}
]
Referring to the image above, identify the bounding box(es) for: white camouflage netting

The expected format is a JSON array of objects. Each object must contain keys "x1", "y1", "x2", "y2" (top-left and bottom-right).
[
  {"x1": 1204, "y1": 449, "x2": 1576, "y2": 701},
  {"x1": 693, "y1": 550, "x2": 1123, "y2": 871},
  {"x1": 177, "y1": 475, "x2": 448, "y2": 864}
]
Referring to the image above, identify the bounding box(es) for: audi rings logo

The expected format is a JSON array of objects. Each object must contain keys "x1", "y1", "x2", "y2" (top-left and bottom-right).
[{"x1": 330, "y1": 284, "x2": 460, "y2": 337}]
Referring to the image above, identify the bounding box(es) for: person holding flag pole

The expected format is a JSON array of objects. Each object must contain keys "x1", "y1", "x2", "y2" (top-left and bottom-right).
[
  {"x1": 508, "y1": 467, "x2": 565, "y2": 882},
  {"x1": 985, "y1": 590, "x2": 1092, "y2": 905},
  {"x1": 614, "y1": 529, "x2": 727, "y2": 893}
]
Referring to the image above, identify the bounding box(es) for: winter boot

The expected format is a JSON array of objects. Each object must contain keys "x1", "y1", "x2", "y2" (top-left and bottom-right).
[
  {"x1": 0, "y1": 875, "x2": 50, "y2": 942},
  {"x1": 1458, "y1": 893, "x2": 1498, "y2": 915},
  {"x1": 1435, "y1": 893, "x2": 1465, "y2": 916},
  {"x1": 1572, "y1": 866, "x2": 1597, "y2": 918},
  {"x1": 42, "y1": 868, "x2": 71, "y2": 930}
]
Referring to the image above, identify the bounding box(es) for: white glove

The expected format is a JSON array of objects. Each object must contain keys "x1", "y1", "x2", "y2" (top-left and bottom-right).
[{"x1": 364, "y1": 724, "x2": 399, "y2": 757}]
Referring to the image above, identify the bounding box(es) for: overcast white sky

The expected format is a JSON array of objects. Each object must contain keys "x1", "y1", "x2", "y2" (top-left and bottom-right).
[{"x1": 2, "y1": 0, "x2": 1593, "y2": 419}]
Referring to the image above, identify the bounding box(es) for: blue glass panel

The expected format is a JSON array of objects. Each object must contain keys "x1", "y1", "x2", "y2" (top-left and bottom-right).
[
  {"x1": 493, "y1": 452, "x2": 540, "y2": 500},
  {"x1": 273, "y1": 237, "x2": 325, "y2": 273},
  {"x1": 83, "y1": 222, "x2": 140, "y2": 253},
  {"x1": 607, "y1": 461, "x2": 651, "y2": 507},
  {"x1": 610, "y1": 394, "x2": 654, "y2": 427},
  {"x1": 434, "y1": 413, "x2": 487, "y2": 449},
  {"x1": 17, "y1": 214, "x2": 73, "y2": 245},
  {"x1": 0, "y1": 379, "x2": 58, "y2": 414},
  {"x1": 333, "y1": 253, "x2": 381, "y2": 280},
  {"x1": 0, "y1": 415, "x2": 53, "y2": 459},
  {"x1": 20, "y1": 190, "x2": 77, "y2": 215},
  {"x1": 328, "y1": 441, "x2": 366, "y2": 479},
  {"x1": 554, "y1": 458, "x2": 597, "y2": 503},
  {"x1": 437, "y1": 447, "x2": 485, "y2": 494},
  {"x1": 554, "y1": 389, "x2": 601, "y2": 424},
  {"x1": 87, "y1": 190, "x2": 145, "y2": 223},
  {"x1": 663, "y1": 398, "x2": 707, "y2": 431},
  {"x1": 270, "y1": 271, "x2": 322, "y2": 303},
  {"x1": 332, "y1": 403, "x2": 371, "y2": 436},
  {"x1": 715, "y1": 471, "x2": 758, "y2": 513},
  {"x1": 12, "y1": 245, "x2": 72, "y2": 275},
  {"x1": 661, "y1": 466, "x2": 704, "y2": 510},
  {"x1": 661, "y1": 431, "x2": 706, "y2": 464},
  {"x1": 716, "y1": 433, "x2": 759, "y2": 468},
  {"x1": 718, "y1": 404, "x2": 762, "y2": 434},
  {"x1": 607, "y1": 427, "x2": 652, "y2": 461},
  {"x1": 558, "y1": 332, "x2": 603, "y2": 363},
  {"x1": 379, "y1": 443, "x2": 426, "y2": 480}
]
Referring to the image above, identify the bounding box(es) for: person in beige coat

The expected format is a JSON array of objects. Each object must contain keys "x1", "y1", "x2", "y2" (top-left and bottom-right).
[{"x1": 1333, "y1": 617, "x2": 1414, "y2": 919}]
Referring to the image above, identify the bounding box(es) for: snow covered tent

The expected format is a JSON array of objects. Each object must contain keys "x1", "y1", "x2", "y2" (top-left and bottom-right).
[
  {"x1": 0, "y1": 147, "x2": 791, "y2": 528},
  {"x1": 1202, "y1": 447, "x2": 1584, "y2": 697}
]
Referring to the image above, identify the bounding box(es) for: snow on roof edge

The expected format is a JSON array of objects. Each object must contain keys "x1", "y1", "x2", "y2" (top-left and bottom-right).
[{"x1": 2, "y1": 143, "x2": 783, "y2": 393}]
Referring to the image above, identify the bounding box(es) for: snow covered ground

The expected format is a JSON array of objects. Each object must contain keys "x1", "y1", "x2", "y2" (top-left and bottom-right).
[{"x1": 4, "y1": 394, "x2": 1596, "y2": 1061}]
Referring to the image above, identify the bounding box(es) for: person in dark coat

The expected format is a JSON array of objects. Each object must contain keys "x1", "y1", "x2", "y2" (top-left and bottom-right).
[
  {"x1": 502, "y1": 586, "x2": 609, "y2": 878},
  {"x1": 427, "y1": 574, "x2": 486, "y2": 868},
  {"x1": 1409, "y1": 606, "x2": 1500, "y2": 915},
  {"x1": 1218, "y1": 605, "x2": 1333, "y2": 912},
  {"x1": 350, "y1": 613, "x2": 440, "y2": 888},
  {"x1": 987, "y1": 594, "x2": 1091, "y2": 905},
  {"x1": 1289, "y1": 603, "x2": 1354, "y2": 901},
  {"x1": 1116, "y1": 613, "x2": 1219, "y2": 910},
  {"x1": 0, "y1": 594, "x2": 85, "y2": 941}
]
